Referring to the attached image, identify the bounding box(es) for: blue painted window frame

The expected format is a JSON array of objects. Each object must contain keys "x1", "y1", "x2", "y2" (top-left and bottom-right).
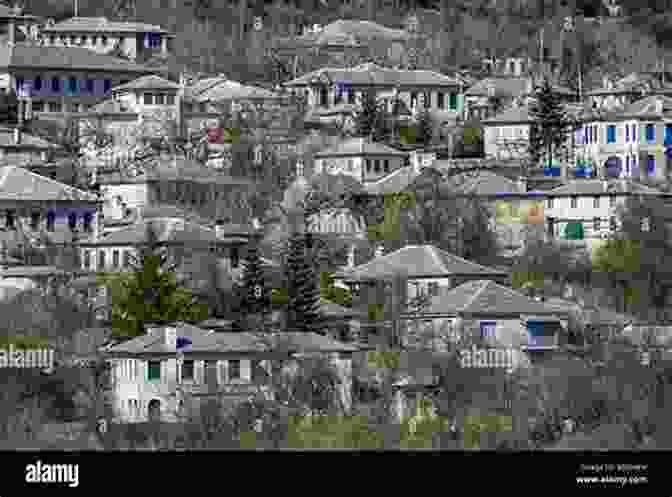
[
  {"x1": 607, "y1": 125, "x2": 616, "y2": 144},
  {"x1": 480, "y1": 321, "x2": 496, "y2": 340},
  {"x1": 648, "y1": 155, "x2": 656, "y2": 175},
  {"x1": 646, "y1": 124, "x2": 655, "y2": 143}
]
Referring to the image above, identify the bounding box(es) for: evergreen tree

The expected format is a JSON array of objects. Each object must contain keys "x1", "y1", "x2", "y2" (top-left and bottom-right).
[
  {"x1": 284, "y1": 231, "x2": 322, "y2": 333},
  {"x1": 237, "y1": 236, "x2": 271, "y2": 330},
  {"x1": 527, "y1": 77, "x2": 577, "y2": 172},
  {"x1": 353, "y1": 88, "x2": 388, "y2": 141},
  {"x1": 415, "y1": 108, "x2": 434, "y2": 146}
]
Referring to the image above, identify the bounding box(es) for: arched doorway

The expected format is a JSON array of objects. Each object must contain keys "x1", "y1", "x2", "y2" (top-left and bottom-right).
[{"x1": 148, "y1": 399, "x2": 161, "y2": 422}]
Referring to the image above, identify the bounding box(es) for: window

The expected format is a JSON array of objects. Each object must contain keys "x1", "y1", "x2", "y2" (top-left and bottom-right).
[
  {"x1": 410, "y1": 92, "x2": 417, "y2": 108},
  {"x1": 593, "y1": 218, "x2": 600, "y2": 231},
  {"x1": 593, "y1": 125, "x2": 598, "y2": 143},
  {"x1": 610, "y1": 216, "x2": 617, "y2": 231},
  {"x1": 84, "y1": 250, "x2": 91, "y2": 269},
  {"x1": 383, "y1": 159, "x2": 390, "y2": 173},
  {"x1": 563, "y1": 221, "x2": 584, "y2": 240},
  {"x1": 570, "y1": 196, "x2": 577, "y2": 208},
  {"x1": 181, "y1": 360, "x2": 194, "y2": 381},
  {"x1": 112, "y1": 250, "x2": 119, "y2": 268},
  {"x1": 646, "y1": 124, "x2": 655, "y2": 143},
  {"x1": 609, "y1": 195, "x2": 616, "y2": 207},
  {"x1": 98, "y1": 250, "x2": 106, "y2": 270},
  {"x1": 428, "y1": 282, "x2": 439, "y2": 296},
  {"x1": 374, "y1": 159, "x2": 380, "y2": 173},
  {"x1": 319, "y1": 87, "x2": 328, "y2": 106},
  {"x1": 423, "y1": 92, "x2": 431, "y2": 108},
  {"x1": 593, "y1": 196, "x2": 600, "y2": 208},
  {"x1": 5, "y1": 210, "x2": 14, "y2": 229},
  {"x1": 51, "y1": 77, "x2": 60, "y2": 93},
  {"x1": 15, "y1": 77, "x2": 24, "y2": 94},
  {"x1": 46, "y1": 211, "x2": 55, "y2": 231},
  {"x1": 68, "y1": 212, "x2": 77, "y2": 230},
  {"x1": 642, "y1": 154, "x2": 655, "y2": 177},
  {"x1": 103, "y1": 80, "x2": 111, "y2": 94},
  {"x1": 625, "y1": 124, "x2": 629, "y2": 142},
  {"x1": 366, "y1": 159, "x2": 371, "y2": 172},
  {"x1": 437, "y1": 92, "x2": 444, "y2": 109},
  {"x1": 30, "y1": 212, "x2": 40, "y2": 230},
  {"x1": 144, "y1": 93, "x2": 152, "y2": 105},
  {"x1": 199, "y1": 102, "x2": 207, "y2": 113},
  {"x1": 32, "y1": 101, "x2": 44, "y2": 112},
  {"x1": 666, "y1": 124, "x2": 672, "y2": 145},
  {"x1": 148, "y1": 361, "x2": 161, "y2": 381},
  {"x1": 101, "y1": 36, "x2": 107, "y2": 46},
  {"x1": 334, "y1": 87, "x2": 342, "y2": 104},
  {"x1": 480, "y1": 322, "x2": 496, "y2": 340},
  {"x1": 155, "y1": 94, "x2": 165, "y2": 105},
  {"x1": 33, "y1": 76, "x2": 42, "y2": 92},
  {"x1": 68, "y1": 77, "x2": 78, "y2": 94},
  {"x1": 546, "y1": 197, "x2": 553, "y2": 209},
  {"x1": 83, "y1": 212, "x2": 93, "y2": 232},
  {"x1": 166, "y1": 94, "x2": 175, "y2": 105},
  {"x1": 641, "y1": 217, "x2": 650, "y2": 232},
  {"x1": 47, "y1": 101, "x2": 61, "y2": 113},
  {"x1": 228, "y1": 359, "x2": 241, "y2": 380},
  {"x1": 347, "y1": 88, "x2": 355, "y2": 104},
  {"x1": 123, "y1": 250, "x2": 131, "y2": 268},
  {"x1": 86, "y1": 79, "x2": 94, "y2": 93},
  {"x1": 449, "y1": 92, "x2": 458, "y2": 110},
  {"x1": 607, "y1": 125, "x2": 616, "y2": 144},
  {"x1": 347, "y1": 159, "x2": 353, "y2": 171},
  {"x1": 231, "y1": 246, "x2": 239, "y2": 268}
]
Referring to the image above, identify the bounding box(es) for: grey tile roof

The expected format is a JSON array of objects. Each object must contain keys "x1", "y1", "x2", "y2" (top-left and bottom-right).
[
  {"x1": 0, "y1": 42, "x2": 153, "y2": 73},
  {"x1": 41, "y1": 17, "x2": 169, "y2": 34},
  {"x1": 482, "y1": 105, "x2": 531, "y2": 124},
  {"x1": 315, "y1": 137, "x2": 407, "y2": 157},
  {"x1": 465, "y1": 77, "x2": 530, "y2": 98},
  {"x1": 0, "y1": 166, "x2": 98, "y2": 201},
  {"x1": 363, "y1": 166, "x2": 417, "y2": 195},
  {"x1": 452, "y1": 171, "x2": 524, "y2": 196},
  {"x1": 111, "y1": 75, "x2": 180, "y2": 92},
  {"x1": 546, "y1": 179, "x2": 667, "y2": 197},
  {"x1": 621, "y1": 95, "x2": 672, "y2": 117},
  {"x1": 336, "y1": 244, "x2": 507, "y2": 281},
  {"x1": 622, "y1": 324, "x2": 672, "y2": 348},
  {"x1": 422, "y1": 279, "x2": 568, "y2": 316},
  {"x1": 285, "y1": 63, "x2": 462, "y2": 88},
  {"x1": 105, "y1": 324, "x2": 358, "y2": 355}
]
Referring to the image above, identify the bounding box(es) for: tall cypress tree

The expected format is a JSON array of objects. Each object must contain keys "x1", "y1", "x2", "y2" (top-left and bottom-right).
[
  {"x1": 238, "y1": 236, "x2": 271, "y2": 330},
  {"x1": 527, "y1": 77, "x2": 576, "y2": 172},
  {"x1": 284, "y1": 231, "x2": 322, "y2": 333}
]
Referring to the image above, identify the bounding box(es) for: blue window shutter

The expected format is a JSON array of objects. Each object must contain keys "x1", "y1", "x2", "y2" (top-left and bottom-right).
[
  {"x1": 625, "y1": 124, "x2": 629, "y2": 142},
  {"x1": 666, "y1": 124, "x2": 672, "y2": 145},
  {"x1": 607, "y1": 126, "x2": 616, "y2": 143},
  {"x1": 480, "y1": 321, "x2": 496, "y2": 339},
  {"x1": 648, "y1": 155, "x2": 655, "y2": 175},
  {"x1": 646, "y1": 124, "x2": 655, "y2": 142}
]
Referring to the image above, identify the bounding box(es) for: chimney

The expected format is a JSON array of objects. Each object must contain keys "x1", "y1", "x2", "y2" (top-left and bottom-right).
[
  {"x1": 374, "y1": 244, "x2": 384, "y2": 258},
  {"x1": 656, "y1": 98, "x2": 663, "y2": 114},
  {"x1": 164, "y1": 325, "x2": 177, "y2": 349},
  {"x1": 347, "y1": 244, "x2": 356, "y2": 269},
  {"x1": 13, "y1": 127, "x2": 20, "y2": 145}
]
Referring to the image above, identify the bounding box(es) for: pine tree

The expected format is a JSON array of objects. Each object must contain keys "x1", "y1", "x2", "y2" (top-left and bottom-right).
[
  {"x1": 415, "y1": 108, "x2": 434, "y2": 146},
  {"x1": 237, "y1": 237, "x2": 271, "y2": 330},
  {"x1": 284, "y1": 231, "x2": 322, "y2": 333},
  {"x1": 527, "y1": 77, "x2": 576, "y2": 172}
]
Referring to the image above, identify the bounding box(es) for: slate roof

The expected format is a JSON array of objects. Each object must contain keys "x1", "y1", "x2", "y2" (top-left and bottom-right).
[
  {"x1": 0, "y1": 43, "x2": 153, "y2": 73},
  {"x1": 105, "y1": 323, "x2": 358, "y2": 356},
  {"x1": 482, "y1": 105, "x2": 531, "y2": 124},
  {"x1": 363, "y1": 166, "x2": 417, "y2": 195},
  {"x1": 450, "y1": 171, "x2": 524, "y2": 196},
  {"x1": 315, "y1": 137, "x2": 407, "y2": 157},
  {"x1": 587, "y1": 72, "x2": 672, "y2": 96},
  {"x1": 421, "y1": 279, "x2": 568, "y2": 316},
  {"x1": 545, "y1": 179, "x2": 667, "y2": 197},
  {"x1": 465, "y1": 77, "x2": 530, "y2": 98},
  {"x1": 185, "y1": 77, "x2": 279, "y2": 102},
  {"x1": 111, "y1": 75, "x2": 180, "y2": 92},
  {"x1": 41, "y1": 17, "x2": 169, "y2": 34},
  {"x1": 622, "y1": 324, "x2": 672, "y2": 348},
  {"x1": 0, "y1": 166, "x2": 98, "y2": 201},
  {"x1": 285, "y1": 63, "x2": 462, "y2": 88},
  {"x1": 81, "y1": 217, "x2": 221, "y2": 246},
  {"x1": 296, "y1": 19, "x2": 408, "y2": 46},
  {"x1": 336, "y1": 244, "x2": 508, "y2": 281},
  {"x1": 0, "y1": 128, "x2": 59, "y2": 149},
  {"x1": 621, "y1": 95, "x2": 672, "y2": 118}
]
